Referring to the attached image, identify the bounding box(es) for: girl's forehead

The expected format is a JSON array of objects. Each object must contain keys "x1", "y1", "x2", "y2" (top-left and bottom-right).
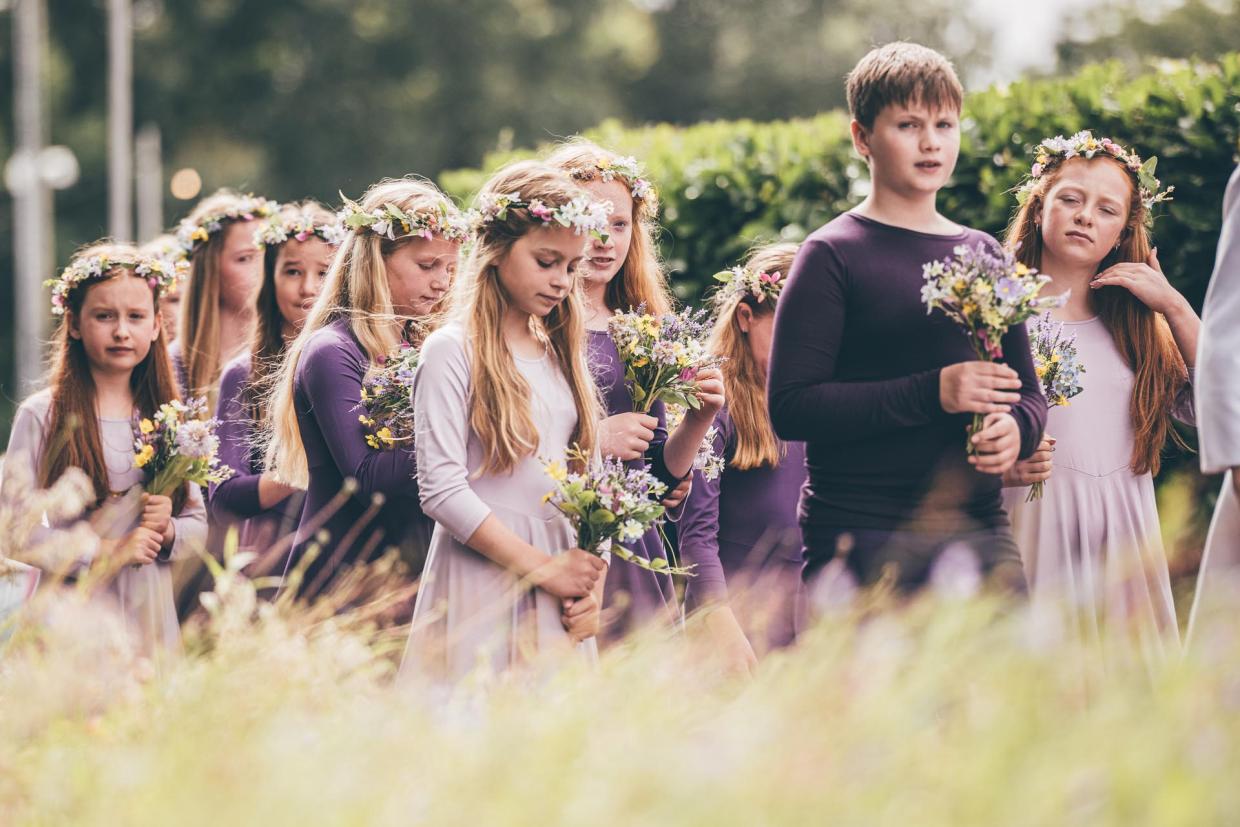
[
  {"x1": 82, "y1": 274, "x2": 155, "y2": 305},
  {"x1": 521, "y1": 224, "x2": 586, "y2": 256},
  {"x1": 583, "y1": 178, "x2": 632, "y2": 212}
]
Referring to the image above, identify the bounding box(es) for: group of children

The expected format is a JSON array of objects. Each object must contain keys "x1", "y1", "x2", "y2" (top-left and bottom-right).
[{"x1": 4, "y1": 40, "x2": 1231, "y2": 680}]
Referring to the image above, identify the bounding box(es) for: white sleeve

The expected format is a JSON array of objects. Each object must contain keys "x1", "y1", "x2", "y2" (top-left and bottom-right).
[{"x1": 1198, "y1": 166, "x2": 1240, "y2": 474}]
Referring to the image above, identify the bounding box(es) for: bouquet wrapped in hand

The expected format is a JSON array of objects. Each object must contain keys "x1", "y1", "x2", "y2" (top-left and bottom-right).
[
  {"x1": 357, "y1": 342, "x2": 420, "y2": 451},
  {"x1": 133, "y1": 397, "x2": 232, "y2": 496},
  {"x1": 543, "y1": 448, "x2": 692, "y2": 576},
  {"x1": 920, "y1": 243, "x2": 1065, "y2": 454},
  {"x1": 665, "y1": 403, "x2": 725, "y2": 482},
  {"x1": 1025, "y1": 312, "x2": 1086, "y2": 501},
  {"x1": 607, "y1": 305, "x2": 723, "y2": 414}
]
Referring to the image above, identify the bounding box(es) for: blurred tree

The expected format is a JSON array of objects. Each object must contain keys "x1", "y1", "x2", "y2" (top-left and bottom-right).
[{"x1": 1056, "y1": 0, "x2": 1240, "y2": 70}]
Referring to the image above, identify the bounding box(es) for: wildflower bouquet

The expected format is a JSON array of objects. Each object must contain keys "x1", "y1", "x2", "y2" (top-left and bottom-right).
[
  {"x1": 1025, "y1": 312, "x2": 1086, "y2": 501},
  {"x1": 665, "y1": 403, "x2": 725, "y2": 482},
  {"x1": 921, "y1": 243, "x2": 1065, "y2": 454},
  {"x1": 133, "y1": 397, "x2": 232, "y2": 496},
  {"x1": 357, "y1": 343, "x2": 420, "y2": 451},
  {"x1": 542, "y1": 448, "x2": 691, "y2": 576},
  {"x1": 607, "y1": 306, "x2": 722, "y2": 414}
]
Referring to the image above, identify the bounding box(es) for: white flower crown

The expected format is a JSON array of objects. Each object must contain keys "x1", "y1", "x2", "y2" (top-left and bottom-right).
[
  {"x1": 567, "y1": 155, "x2": 657, "y2": 211},
  {"x1": 476, "y1": 192, "x2": 612, "y2": 242},
  {"x1": 711, "y1": 265, "x2": 786, "y2": 308},
  {"x1": 254, "y1": 211, "x2": 348, "y2": 248},
  {"x1": 337, "y1": 195, "x2": 473, "y2": 243},
  {"x1": 1016, "y1": 130, "x2": 1173, "y2": 219},
  {"x1": 46, "y1": 252, "x2": 188, "y2": 316},
  {"x1": 175, "y1": 195, "x2": 279, "y2": 255}
]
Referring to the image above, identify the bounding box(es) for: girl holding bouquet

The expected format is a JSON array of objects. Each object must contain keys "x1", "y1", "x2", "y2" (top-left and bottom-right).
[
  {"x1": 1002, "y1": 132, "x2": 1197, "y2": 657},
  {"x1": 679, "y1": 243, "x2": 807, "y2": 669},
  {"x1": 6, "y1": 243, "x2": 207, "y2": 652},
  {"x1": 209, "y1": 202, "x2": 340, "y2": 579},
  {"x1": 265, "y1": 180, "x2": 467, "y2": 601},
  {"x1": 547, "y1": 139, "x2": 724, "y2": 643},
  {"x1": 399, "y1": 161, "x2": 611, "y2": 684}
]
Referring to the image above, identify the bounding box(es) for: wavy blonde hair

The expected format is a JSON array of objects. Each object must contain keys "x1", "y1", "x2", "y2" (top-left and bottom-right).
[
  {"x1": 1005, "y1": 154, "x2": 1188, "y2": 476},
  {"x1": 545, "y1": 138, "x2": 672, "y2": 316},
  {"x1": 177, "y1": 189, "x2": 265, "y2": 401},
  {"x1": 708, "y1": 242, "x2": 799, "y2": 470},
  {"x1": 265, "y1": 178, "x2": 457, "y2": 488},
  {"x1": 451, "y1": 160, "x2": 601, "y2": 475}
]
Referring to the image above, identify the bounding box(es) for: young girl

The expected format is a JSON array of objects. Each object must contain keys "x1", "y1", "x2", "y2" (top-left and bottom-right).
[
  {"x1": 169, "y1": 190, "x2": 277, "y2": 401},
  {"x1": 209, "y1": 202, "x2": 340, "y2": 578},
  {"x1": 265, "y1": 180, "x2": 466, "y2": 601},
  {"x1": 679, "y1": 243, "x2": 807, "y2": 669},
  {"x1": 1002, "y1": 132, "x2": 1197, "y2": 658},
  {"x1": 546, "y1": 139, "x2": 724, "y2": 644},
  {"x1": 5, "y1": 243, "x2": 207, "y2": 653},
  {"x1": 399, "y1": 161, "x2": 611, "y2": 684}
]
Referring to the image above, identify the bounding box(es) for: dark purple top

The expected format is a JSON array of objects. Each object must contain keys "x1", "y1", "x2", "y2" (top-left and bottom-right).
[
  {"x1": 767, "y1": 213, "x2": 1046, "y2": 562},
  {"x1": 679, "y1": 407, "x2": 807, "y2": 607},
  {"x1": 208, "y1": 354, "x2": 303, "y2": 565},
  {"x1": 289, "y1": 317, "x2": 432, "y2": 595}
]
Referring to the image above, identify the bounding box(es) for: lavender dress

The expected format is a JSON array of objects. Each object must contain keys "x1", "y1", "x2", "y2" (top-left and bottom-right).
[
  {"x1": 587, "y1": 329, "x2": 683, "y2": 644},
  {"x1": 6, "y1": 389, "x2": 208, "y2": 653},
  {"x1": 399, "y1": 324, "x2": 597, "y2": 684},
  {"x1": 1002, "y1": 316, "x2": 1193, "y2": 662},
  {"x1": 287, "y1": 318, "x2": 432, "y2": 598},
  {"x1": 208, "y1": 354, "x2": 304, "y2": 578},
  {"x1": 679, "y1": 407, "x2": 807, "y2": 653}
]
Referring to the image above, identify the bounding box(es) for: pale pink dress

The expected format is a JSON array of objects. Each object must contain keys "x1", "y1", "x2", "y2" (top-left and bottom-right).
[{"x1": 1002, "y1": 316, "x2": 1192, "y2": 664}]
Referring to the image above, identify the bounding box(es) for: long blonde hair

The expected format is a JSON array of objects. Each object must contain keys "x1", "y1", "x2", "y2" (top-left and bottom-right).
[
  {"x1": 451, "y1": 160, "x2": 601, "y2": 476},
  {"x1": 1005, "y1": 154, "x2": 1188, "y2": 476},
  {"x1": 545, "y1": 138, "x2": 672, "y2": 315},
  {"x1": 177, "y1": 190, "x2": 265, "y2": 399},
  {"x1": 265, "y1": 178, "x2": 456, "y2": 488},
  {"x1": 708, "y1": 243, "x2": 799, "y2": 470}
]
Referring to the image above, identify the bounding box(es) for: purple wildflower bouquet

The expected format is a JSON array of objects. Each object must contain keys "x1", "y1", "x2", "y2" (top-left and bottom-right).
[
  {"x1": 133, "y1": 397, "x2": 232, "y2": 496},
  {"x1": 357, "y1": 342, "x2": 420, "y2": 451},
  {"x1": 607, "y1": 305, "x2": 722, "y2": 414}
]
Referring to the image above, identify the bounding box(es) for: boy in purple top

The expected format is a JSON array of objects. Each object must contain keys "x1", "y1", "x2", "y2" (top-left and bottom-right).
[{"x1": 767, "y1": 43, "x2": 1045, "y2": 599}]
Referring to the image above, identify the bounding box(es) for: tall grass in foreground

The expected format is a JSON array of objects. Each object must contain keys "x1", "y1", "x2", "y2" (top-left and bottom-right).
[{"x1": 2, "y1": 547, "x2": 1239, "y2": 827}]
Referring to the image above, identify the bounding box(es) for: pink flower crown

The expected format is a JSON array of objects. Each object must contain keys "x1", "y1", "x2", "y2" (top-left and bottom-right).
[{"x1": 711, "y1": 265, "x2": 786, "y2": 308}]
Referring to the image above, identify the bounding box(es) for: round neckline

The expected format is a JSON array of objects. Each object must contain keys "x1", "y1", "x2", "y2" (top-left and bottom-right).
[
  {"x1": 846, "y1": 211, "x2": 969, "y2": 241},
  {"x1": 1057, "y1": 315, "x2": 1100, "y2": 325},
  {"x1": 513, "y1": 346, "x2": 550, "y2": 364}
]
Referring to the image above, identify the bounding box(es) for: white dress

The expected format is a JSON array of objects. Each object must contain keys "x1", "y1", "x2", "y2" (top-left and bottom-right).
[
  {"x1": 398, "y1": 325, "x2": 597, "y2": 685},
  {"x1": 5, "y1": 389, "x2": 207, "y2": 653},
  {"x1": 1002, "y1": 317, "x2": 1191, "y2": 664}
]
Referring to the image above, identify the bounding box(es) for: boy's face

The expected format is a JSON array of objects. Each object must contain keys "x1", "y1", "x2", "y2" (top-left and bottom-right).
[{"x1": 853, "y1": 102, "x2": 960, "y2": 197}]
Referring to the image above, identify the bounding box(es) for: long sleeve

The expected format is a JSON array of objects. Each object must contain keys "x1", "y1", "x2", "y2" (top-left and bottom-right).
[
  {"x1": 677, "y1": 415, "x2": 731, "y2": 607},
  {"x1": 999, "y1": 321, "x2": 1049, "y2": 460},
  {"x1": 1198, "y1": 166, "x2": 1240, "y2": 474},
  {"x1": 208, "y1": 357, "x2": 268, "y2": 521},
  {"x1": 412, "y1": 327, "x2": 492, "y2": 543},
  {"x1": 299, "y1": 334, "x2": 419, "y2": 502},
  {"x1": 767, "y1": 238, "x2": 945, "y2": 444},
  {"x1": 3, "y1": 395, "x2": 55, "y2": 548},
  {"x1": 644, "y1": 400, "x2": 684, "y2": 490}
]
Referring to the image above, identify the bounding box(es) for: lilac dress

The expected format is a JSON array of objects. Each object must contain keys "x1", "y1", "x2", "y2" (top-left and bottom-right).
[
  {"x1": 208, "y1": 354, "x2": 304, "y2": 578},
  {"x1": 399, "y1": 324, "x2": 597, "y2": 684},
  {"x1": 5, "y1": 389, "x2": 207, "y2": 653},
  {"x1": 1002, "y1": 316, "x2": 1193, "y2": 662},
  {"x1": 288, "y1": 318, "x2": 432, "y2": 598},
  {"x1": 587, "y1": 329, "x2": 683, "y2": 644},
  {"x1": 679, "y1": 407, "x2": 807, "y2": 653}
]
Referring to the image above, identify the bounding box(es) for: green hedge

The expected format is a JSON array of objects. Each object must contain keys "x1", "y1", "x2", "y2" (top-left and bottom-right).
[{"x1": 442, "y1": 54, "x2": 1240, "y2": 307}]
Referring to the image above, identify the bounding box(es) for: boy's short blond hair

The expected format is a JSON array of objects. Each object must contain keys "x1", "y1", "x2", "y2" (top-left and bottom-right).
[{"x1": 845, "y1": 42, "x2": 964, "y2": 129}]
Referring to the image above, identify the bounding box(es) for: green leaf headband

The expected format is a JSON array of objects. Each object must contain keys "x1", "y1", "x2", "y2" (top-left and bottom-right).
[
  {"x1": 337, "y1": 195, "x2": 473, "y2": 243},
  {"x1": 45, "y1": 252, "x2": 188, "y2": 316}
]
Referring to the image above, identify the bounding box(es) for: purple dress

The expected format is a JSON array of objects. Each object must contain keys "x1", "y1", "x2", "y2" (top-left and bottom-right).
[
  {"x1": 679, "y1": 407, "x2": 807, "y2": 653},
  {"x1": 288, "y1": 317, "x2": 432, "y2": 598},
  {"x1": 208, "y1": 354, "x2": 304, "y2": 579},
  {"x1": 587, "y1": 329, "x2": 683, "y2": 643}
]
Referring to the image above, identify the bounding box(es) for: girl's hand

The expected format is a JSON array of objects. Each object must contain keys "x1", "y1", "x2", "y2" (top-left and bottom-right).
[
  {"x1": 1091, "y1": 248, "x2": 1189, "y2": 316},
  {"x1": 598, "y1": 412, "x2": 658, "y2": 461},
  {"x1": 531, "y1": 548, "x2": 607, "y2": 599},
  {"x1": 115, "y1": 526, "x2": 163, "y2": 566},
  {"x1": 140, "y1": 493, "x2": 175, "y2": 546},
  {"x1": 1002, "y1": 436, "x2": 1054, "y2": 487},
  {"x1": 686, "y1": 367, "x2": 725, "y2": 423},
  {"x1": 940, "y1": 362, "x2": 1021, "y2": 415},
  {"x1": 703, "y1": 607, "x2": 758, "y2": 678},
  {"x1": 969, "y1": 412, "x2": 1021, "y2": 475},
  {"x1": 562, "y1": 593, "x2": 601, "y2": 643},
  {"x1": 661, "y1": 476, "x2": 692, "y2": 509}
]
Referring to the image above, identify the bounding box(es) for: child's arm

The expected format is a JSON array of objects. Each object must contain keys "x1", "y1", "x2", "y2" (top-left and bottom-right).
[
  {"x1": 660, "y1": 367, "x2": 725, "y2": 481},
  {"x1": 676, "y1": 420, "x2": 730, "y2": 609}
]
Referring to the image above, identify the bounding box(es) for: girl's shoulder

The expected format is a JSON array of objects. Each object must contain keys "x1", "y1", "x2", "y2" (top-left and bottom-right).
[
  {"x1": 13, "y1": 388, "x2": 54, "y2": 425},
  {"x1": 300, "y1": 319, "x2": 363, "y2": 369},
  {"x1": 420, "y1": 322, "x2": 470, "y2": 362},
  {"x1": 219, "y1": 352, "x2": 252, "y2": 388}
]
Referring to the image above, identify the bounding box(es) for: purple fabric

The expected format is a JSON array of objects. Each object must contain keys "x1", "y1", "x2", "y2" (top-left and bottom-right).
[
  {"x1": 678, "y1": 408, "x2": 807, "y2": 649},
  {"x1": 288, "y1": 318, "x2": 432, "y2": 596},
  {"x1": 587, "y1": 329, "x2": 681, "y2": 641},
  {"x1": 767, "y1": 213, "x2": 1046, "y2": 571}
]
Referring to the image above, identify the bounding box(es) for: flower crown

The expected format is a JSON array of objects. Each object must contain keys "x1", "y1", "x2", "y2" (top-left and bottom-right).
[
  {"x1": 142, "y1": 236, "x2": 191, "y2": 296},
  {"x1": 175, "y1": 195, "x2": 279, "y2": 255},
  {"x1": 476, "y1": 192, "x2": 612, "y2": 242},
  {"x1": 567, "y1": 155, "x2": 657, "y2": 211},
  {"x1": 711, "y1": 265, "x2": 786, "y2": 307},
  {"x1": 1016, "y1": 130, "x2": 1173, "y2": 217},
  {"x1": 337, "y1": 195, "x2": 473, "y2": 243},
  {"x1": 45, "y1": 252, "x2": 188, "y2": 315},
  {"x1": 254, "y1": 211, "x2": 348, "y2": 248}
]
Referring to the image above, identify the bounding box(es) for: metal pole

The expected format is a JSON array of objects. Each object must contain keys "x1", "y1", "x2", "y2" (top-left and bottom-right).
[
  {"x1": 11, "y1": 0, "x2": 51, "y2": 393},
  {"x1": 107, "y1": 0, "x2": 133, "y2": 241},
  {"x1": 135, "y1": 123, "x2": 163, "y2": 241}
]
